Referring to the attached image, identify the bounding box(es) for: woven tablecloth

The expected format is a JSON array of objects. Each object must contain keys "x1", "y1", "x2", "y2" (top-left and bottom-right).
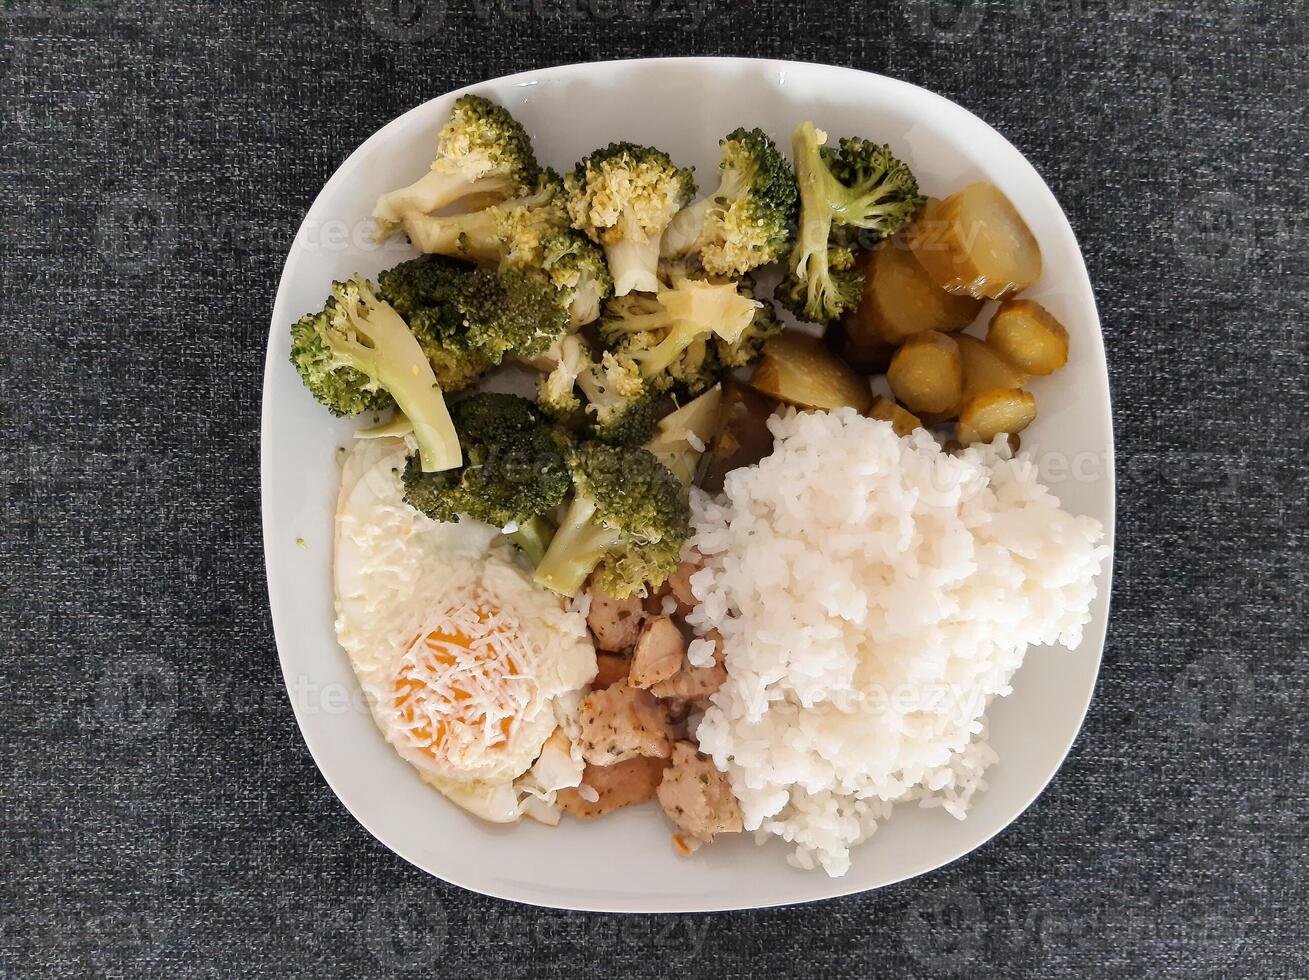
[{"x1": 1, "y1": 1, "x2": 1305, "y2": 976}]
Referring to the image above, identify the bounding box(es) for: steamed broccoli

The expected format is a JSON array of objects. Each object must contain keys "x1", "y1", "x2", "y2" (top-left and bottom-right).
[
  {"x1": 373, "y1": 94, "x2": 539, "y2": 235},
  {"x1": 777, "y1": 121, "x2": 924, "y2": 326},
  {"x1": 706, "y1": 273, "x2": 783, "y2": 370},
  {"x1": 536, "y1": 334, "x2": 660, "y2": 446},
  {"x1": 533, "y1": 442, "x2": 691, "y2": 599},
  {"x1": 540, "y1": 229, "x2": 613, "y2": 326},
  {"x1": 661, "y1": 127, "x2": 798, "y2": 276},
  {"x1": 399, "y1": 169, "x2": 614, "y2": 329},
  {"x1": 565, "y1": 142, "x2": 695, "y2": 296},
  {"x1": 378, "y1": 256, "x2": 570, "y2": 384},
  {"x1": 401, "y1": 393, "x2": 570, "y2": 560},
  {"x1": 289, "y1": 277, "x2": 461, "y2": 473},
  {"x1": 598, "y1": 277, "x2": 760, "y2": 391},
  {"x1": 401, "y1": 170, "x2": 568, "y2": 267}
]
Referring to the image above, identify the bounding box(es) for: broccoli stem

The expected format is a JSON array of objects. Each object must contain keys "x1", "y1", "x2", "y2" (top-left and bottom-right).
[
  {"x1": 533, "y1": 496, "x2": 621, "y2": 596},
  {"x1": 403, "y1": 209, "x2": 501, "y2": 261},
  {"x1": 374, "y1": 169, "x2": 518, "y2": 227},
  {"x1": 661, "y1": 196, "x2": 715, "y2": 257},
  {"x1": 790, "y1": 122, "x2": 852, "y2": 320},
  {"x1": 663, "y1": 167, "x2": 750, "y2": 258},
  {"x1": 329, "y1": 283, "x2": 462, "y2": 473},
  {"x1": 606, "y1": 237, "x2": 662, "y2": 296},
  {"x1": 630, "y1": 319, "x2": 702, "y2": 378},
  {"x1": 508, "y1": 514, "x2": 555, "y2": 566}
]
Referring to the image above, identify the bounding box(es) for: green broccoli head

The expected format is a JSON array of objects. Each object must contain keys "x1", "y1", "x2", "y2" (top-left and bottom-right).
[
  {"x1": 541, "y1": 229, "x2": 614, "y2": 326},
  {"x1": 378, "y1": 255, "x2": 569, "y2": 378},
  {"x1": 662, "y1": 127, "x2": 798, "y2": 276},
  {"x1": 565, "y1": 142, "x2": 695, "y2": 296},
  {"x1": 536, "y1": 333, "x2": 588, "y2": 423},
  {"x1": 373, "y1": 94, "x2": 540, "y2": 231},
  {"x1": 402, "y1": 392, "x2": 571, "y2": 531},
  {"x1": 575, "y1": 350, "x2": 661, "y2": 445},
  {"x1": 536, "y1": 334, "x2": 660, "y2": 446},
  {"x1": 827, "y1": 137, "x2": 925, "y2": 237},
  {"x1": 289, "y1": 277, "x2": 462, "y2": 473},
  {"x1": 533, "y1": 442, "x2": 690, "y2": 598},
  {"x1": 708, "y1": 277, "x2": 783, "y2": 369},
  {"x1": 783, "y1": 121, "x2": 923, "y2": 325},
  {"x1": 290, "y1": 302, "x2": 394, "y2": 417},
  {"x1": 599, "y1": 277, "x2": 759, "y2": 392},
  {"x1": 401, "y1": 169, "x2": 570, "y2": 268}
]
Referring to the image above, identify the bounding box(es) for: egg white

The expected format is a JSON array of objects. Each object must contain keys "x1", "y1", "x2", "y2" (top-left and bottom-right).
[{"x1": 333, "y1": 436, "x2": 595, "y2": 822}]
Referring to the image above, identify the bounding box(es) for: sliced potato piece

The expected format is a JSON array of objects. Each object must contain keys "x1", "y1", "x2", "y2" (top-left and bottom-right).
[
  {"x1": 986, "y1": 299, "x2": 1069, "y2": 375},
  {"x1": 850, "y1": 231, "x2": 983, "y2": 346},
  {"x1": 886, "y1": 331, "x2": 963, "y2": 416},
  {"x1": 910, "y1": 183, "x2": 1043, "y2": 300},
  {"x1": 828, "y1": 319, "x2": 894, "y2": 374},
  {"x1": 956, "y1": 387, "x2": 1037, "y2": 445},
  {"x1": 751, "y1": 331, "x2": 872, "y2": 413},
  {"x1": 957, "y1": 334, "x2": 1028, "y2": 405},
  {"x1": 867, "y1": 396, "x2": 923, "y2": 438},
  {"x1": 700, "y1": 380, "x2": 778, "y2": 494}
]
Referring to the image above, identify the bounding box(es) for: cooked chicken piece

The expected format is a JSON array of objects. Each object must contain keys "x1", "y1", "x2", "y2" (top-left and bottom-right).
[
  {"x1": 664, "y1": 555, "x2": 703, "y2": 613},
  {"x1": 591, "y1": 653, "x2": 630, "y2": 691},
  {"x1": 650, "y1": 661, "x2": 727, "y2": 701},
  {"x1": 577, "y1": 682, "x2": 673, "y2": 764},
  {"x1": 586, "y1": 585, "x2": 644, "y2": 653},
  {"x1": 657, "y1": 741, "x2": 743, "y2": 851},
  {"x1": 629, "y1": 616, "x2": 685, "y2": 689},
  {"x1": 557, "y1": 757, "x2": 671, "y2": 818}
]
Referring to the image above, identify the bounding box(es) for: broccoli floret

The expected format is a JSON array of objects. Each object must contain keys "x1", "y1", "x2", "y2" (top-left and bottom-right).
[
  {"x1": 565, "y1": 142, "x2": 695, "y2": 296},
  {"x1": 401, "y1": 394, "x2": 571, "y2": 559},
  {"x1": 289, "y1": 277, "x2": 461, "y2": 473},
  {"x1": 378, "y1": 256, "x2": 569, "y2": 382},
  {"x1": 708, "y1": 274, "x2": 783, "y2": 369},
  {"x1": 661, "y1": 127, "x2": 798, "y2": 276},
  {"x1": 373, "y1": 94, "x2": 539, "y2": 235},
  {"x1": 541, "y1": 229, "x2": 614, "y2": 326},
  {"x1": 533, "y1": 442, "x2": 691, "y2": 599},
  {"x1": 778, "y1": 121, "x2": 924, "y2": 326},
  {"x1": 599, "y1": 278, "x2": 760, "y2": 389},
  {"x1": 290, "y1": 303, "x2": 394, "y2": 417},
  {"x1": 537, "y1": 335, "x2": 660, "y2": 446},
  {"x1": 402, "y1": 170, "x2": 568, "y2": 266},
  {"x1": 535, "y1": 333, "x2": 589, "y2": 423},
  {"x1": 400, "y1": 170, "x2": 613, "y2": 329}
]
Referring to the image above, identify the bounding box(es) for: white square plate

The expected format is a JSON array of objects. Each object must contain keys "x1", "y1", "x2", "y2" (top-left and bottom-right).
[{"x1": 261, "y1": 57, "x2": 1115, "y2": 912}]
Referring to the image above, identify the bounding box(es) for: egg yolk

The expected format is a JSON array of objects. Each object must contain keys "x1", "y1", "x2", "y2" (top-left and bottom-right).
[{"x1": 391, "y1": 606, "x2": 527, "y2": 762}]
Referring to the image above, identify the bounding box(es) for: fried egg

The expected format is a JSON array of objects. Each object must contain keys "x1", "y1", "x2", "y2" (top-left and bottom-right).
[{"x1": 334, "y1": 437, "x2": 595, "y2": 822}]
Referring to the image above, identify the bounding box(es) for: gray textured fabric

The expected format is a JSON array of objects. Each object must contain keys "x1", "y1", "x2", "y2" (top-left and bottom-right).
[{"x1": 1, "y1": 1, "x2": 1306, "y2": 976}]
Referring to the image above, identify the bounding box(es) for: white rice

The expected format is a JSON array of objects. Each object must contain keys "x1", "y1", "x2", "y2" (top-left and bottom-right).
[{"x1": 687, "y1": 408, "x2": 1109, "y2": 876}]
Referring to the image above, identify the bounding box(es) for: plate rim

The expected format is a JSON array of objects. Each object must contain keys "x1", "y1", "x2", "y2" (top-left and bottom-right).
[{"x1": 260, "y1": 55, "x2": 1116, "y2": 912}]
